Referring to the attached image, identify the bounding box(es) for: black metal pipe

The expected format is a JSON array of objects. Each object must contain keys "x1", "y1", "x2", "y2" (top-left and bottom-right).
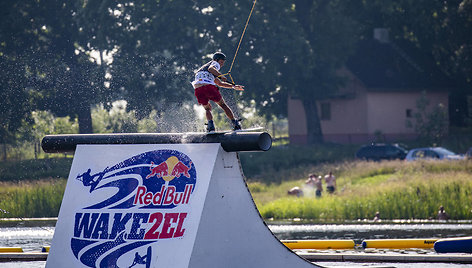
[{"x1": 41, "y1": 132, "x2": 272, "y2": 153}]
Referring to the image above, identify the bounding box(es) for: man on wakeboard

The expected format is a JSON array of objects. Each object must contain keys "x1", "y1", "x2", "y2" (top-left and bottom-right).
[{"x1": 191, "y1": 52, "x2": 244, "y2": 132}]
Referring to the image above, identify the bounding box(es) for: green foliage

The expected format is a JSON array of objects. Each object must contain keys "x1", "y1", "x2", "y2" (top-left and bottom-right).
[
  {"x1": 0, "y1": 180, "x2": 66, "y2": 218},
  {"x1": 0, "y1": 158, "x2": 72, "y2": 182},
  {"x1": 2, "y1": 105, "x2": 163, "y2": 160},
  {"x1": 406, "y1": 91, "x2": 449, "y2": 143},
  {"x1": 92, "y1": 101, "x2": 138, "y2": 133},
  {"x1": 349, "y1": 174, "x2": 391, "y2": 186},
  {"x1": 29, "y1": 110, "x2": 79, "y2": 138},
  {"x1": 247, "y1": 182, "x2": 268, "y2": 193},
  {"x1": 260, "y1": 179, "x2": 472, "y2": 221},
  {"x1": 92, "y1": 100, "x2": 162, "y2": 133},
  {"x1": 137, "y1": 110, "x2": 159, "y2": 133},
  {"x1": 251, "y1": 160, "x2": 472, "y2": 221},
  {"x1": 240, "y1": 143, "x2": 357, "y2": 181},
  {"x1": 1, "y1": 0, "x2": 471, "y2": 141},
  {"x1": 209, "y1": 103, "x2": 285, "y2": 134}
]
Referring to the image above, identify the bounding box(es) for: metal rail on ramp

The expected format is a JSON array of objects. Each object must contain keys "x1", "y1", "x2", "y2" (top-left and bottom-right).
[{"x1": 41, "y1": 132, "x2": 272, "y2": 153}]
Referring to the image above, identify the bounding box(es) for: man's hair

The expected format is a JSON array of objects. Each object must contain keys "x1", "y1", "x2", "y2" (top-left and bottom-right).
[{"x1": 212, "y1": 52, "x2": 226, "y2": 61}]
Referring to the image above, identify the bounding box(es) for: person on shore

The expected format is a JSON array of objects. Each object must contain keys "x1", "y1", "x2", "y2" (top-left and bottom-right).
[
  {"x1": 437, "y1": 205, "x2": 449, "y2": 220},
  {"x1": 191, "y1": 52, "x2": 244, "y2": 132},
  {"x1": 305, "y1": 174, "x2": 317, "y2": 187},
  {"x1": 373, "y1": 211, "x2": 381, "y2": 222},
  {"x1": 324, "y1": 171, "x2": 336, "y2": 194},
  {"x1": 287, "y1": 186, "x2": 303, "y2": 197},
  {"x1": 306, "y1": 173, "x2": 323, "y2": 198}
]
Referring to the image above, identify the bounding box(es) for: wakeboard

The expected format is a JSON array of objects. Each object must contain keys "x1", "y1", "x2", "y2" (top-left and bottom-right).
[{"x1": 206, "y1": 126, "x2": 263, "y2": 135}]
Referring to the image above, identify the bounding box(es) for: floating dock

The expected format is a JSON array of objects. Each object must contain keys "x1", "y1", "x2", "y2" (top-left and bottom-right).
[
  {"x1": 362, "y1": 238, "x2": 437, "y2": 249},
  {"x1": 434, "y1": 236, "x2": 472, "y2": 253},
  {"x1": 283, "y1": 240, "x2": 355, "y2": 249},
  {"x1": 0, "y1": 247, "x2": 23, "y2": 253},
  {"x1": 0, "y1": 253, "x2": 47, "y2": 262}
]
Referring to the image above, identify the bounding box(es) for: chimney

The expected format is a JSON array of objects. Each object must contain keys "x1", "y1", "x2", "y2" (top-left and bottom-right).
[{"x1": 373, "y1": 28, "x2": 389, "y2": 43}]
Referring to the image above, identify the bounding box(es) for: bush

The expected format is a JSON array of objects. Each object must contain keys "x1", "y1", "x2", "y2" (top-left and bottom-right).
[
  {"x1": 240, "y1": 143, "x2": 357, "y2": 182},
  {"x1": 0, "y1": 158, "x2": 72, "y2": 182},
  {"x1": 0, "y1": 179, "x2": 66, "y2": 218},
  {"x1": 253, "y1": 160, "x2": 472, "y2": 221}
]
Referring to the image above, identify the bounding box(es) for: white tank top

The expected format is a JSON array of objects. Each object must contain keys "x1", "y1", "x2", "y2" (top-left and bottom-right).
[{"x1": 191, "y1": 61, "x2": 221, "y2": 87}]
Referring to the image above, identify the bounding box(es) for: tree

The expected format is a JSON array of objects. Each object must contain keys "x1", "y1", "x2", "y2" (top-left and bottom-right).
[
  {"x1": 292, "y1": 0, "x2": 361, "y2": 143},
  {"x1": 355, "y1": 0, "x2": 472, "y2": 126},
  {"x1": 0, "y1": 1, "x2": 35, "y2": 144},
  {"x1": 0, "y1": 0, "x2": 111, "y2": 134},
  {"x1": 407, "y1": 92, "x2": 449, "y2": 144},
  {"x1": 4, "y1": 0, "x2": 469, "y2": 142},
  {"x1": 216, "y1": 0, "x2": 360, "y2": 143},
  {"x1": 105, "y1": 1, "x2": 205, "y2": 117}
]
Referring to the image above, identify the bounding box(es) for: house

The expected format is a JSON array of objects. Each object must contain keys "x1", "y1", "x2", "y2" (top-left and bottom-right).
[{"x1": 288, "y1": 29, "x2": 452, "y2": 144}]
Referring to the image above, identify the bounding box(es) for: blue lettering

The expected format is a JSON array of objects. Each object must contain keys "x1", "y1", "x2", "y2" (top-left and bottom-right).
[
  {"x1": 74, "y1": 213, "x2": 99, "y2": 238},
  {"x1": 109, "y1": 213, "x2": 132, "y2": 240},
  {"x1": 92, "y1": 213, "x2": 109, "y2": 239},
  {"x1": 128, "y1": 213, "x2": 149, "y2": 240}
]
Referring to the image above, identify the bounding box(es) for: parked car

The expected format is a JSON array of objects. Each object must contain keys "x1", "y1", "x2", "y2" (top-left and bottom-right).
[
  {"x1": 355, "y1": 144, "x2": 408, "y2": 161},
  {"x1": 405, "y1": 147, "x2": 465, "y2": 161}
]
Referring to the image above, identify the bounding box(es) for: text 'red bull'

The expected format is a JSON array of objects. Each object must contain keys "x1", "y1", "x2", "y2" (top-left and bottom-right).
[{"x1": 133, "y1": 185, "x2": 193, "y2": 206}]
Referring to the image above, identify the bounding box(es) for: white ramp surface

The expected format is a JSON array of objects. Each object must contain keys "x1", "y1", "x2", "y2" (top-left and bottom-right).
[
  {"x1": 46, "y1": 143, "x2": 318, "y2": 267},
  {"x1": 189, "y1": 147, "x2": 317, "y2": 267}
]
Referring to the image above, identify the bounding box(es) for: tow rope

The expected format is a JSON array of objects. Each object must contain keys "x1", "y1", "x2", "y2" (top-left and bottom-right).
[{"x1": 219, "y1": 0, "x2": 257, "y2": 85}]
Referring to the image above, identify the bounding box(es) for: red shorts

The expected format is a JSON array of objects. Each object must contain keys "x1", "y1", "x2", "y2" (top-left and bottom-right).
[{"x1": 194, "y1": 84, "x2": 222, "y2": 105}]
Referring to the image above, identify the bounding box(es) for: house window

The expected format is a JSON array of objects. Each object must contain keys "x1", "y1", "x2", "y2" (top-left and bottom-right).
[
  {"x1": 320, "y1": 102, "x2": 331, "y2": 120},
  {"x1": 406, "y1": 109, "x2": 412, "y2": 118}
]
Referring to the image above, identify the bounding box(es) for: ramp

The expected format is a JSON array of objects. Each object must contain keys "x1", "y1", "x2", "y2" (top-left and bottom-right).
[{"x1": 42, "y1": 133, "x2": 318, "y2": 268}]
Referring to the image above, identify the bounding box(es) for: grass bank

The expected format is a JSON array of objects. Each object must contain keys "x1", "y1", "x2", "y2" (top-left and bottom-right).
[
  {"x1": 240, "y1": 143, "x2": 358, "y2": 181},
  {"x1": 0, "y1": 144, "x2": 471, "y2": 220},
  {"x1": 0, "y1": 179, "x2": 66, "y2": 218},
  {"x1": 249, "y1": 160, "x2": 472, "y2": 221},
  {"x1": 0, "y1": 158, "x2": 70, "y2": 218}
]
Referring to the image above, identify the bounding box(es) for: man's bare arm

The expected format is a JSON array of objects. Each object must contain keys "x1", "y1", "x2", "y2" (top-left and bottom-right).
[
  {"x1": 208, "y1": 66, "x2": 226, "y2": 80},
  {"x1": 215, "y1": 79, "x2": 244, "y2": 91}
]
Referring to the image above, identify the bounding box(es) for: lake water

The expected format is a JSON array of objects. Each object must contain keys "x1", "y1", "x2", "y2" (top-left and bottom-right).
[
  {"x1": 0, "y1": 222, "x2": 471, "y2": 267},
  {"x1": 269, "y1": 221, "x2": 472, "y2": 241}
]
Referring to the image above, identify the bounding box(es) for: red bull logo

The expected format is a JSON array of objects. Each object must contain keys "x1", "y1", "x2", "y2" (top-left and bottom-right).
[
  {"x1": 70, "y1": 149, "x2": 197, "y2": 267},
  {"x1": 146, "y1": 161, "x2": 168, "y2": 179},
  {"x1": 138, "y1": 156, "x2": 193, "y2": 206},
  {"x1": 146, "y1": 156, "x2": 192, "y2": 181}
]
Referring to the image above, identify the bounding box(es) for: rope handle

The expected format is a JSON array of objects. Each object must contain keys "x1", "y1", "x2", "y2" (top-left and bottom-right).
[{"x1": 218, "y1": 72, "x2": 236, "y2": 86}]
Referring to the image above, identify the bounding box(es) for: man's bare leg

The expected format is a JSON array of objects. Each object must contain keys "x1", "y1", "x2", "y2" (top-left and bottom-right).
[
  {"x1": 217, "y1": 99, "x2": 241, "y2": 130},
  {"x1": 203, "y1": 103, "x2": 215, "y2": 132},
  {"x1": 203, "y1": 103, "x2": 213, "y2": 121},
  {"x1": 216, "y1": 99, "x2": 235, "y2": 120}
]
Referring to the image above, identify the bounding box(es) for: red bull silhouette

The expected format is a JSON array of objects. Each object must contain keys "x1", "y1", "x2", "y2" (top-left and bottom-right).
[
  {"x1": 146, "y1": 161, "x2": 169, "y2": 179},
  {"x1": 171, "y1": 161, "x2": 192, "y2": 178}
]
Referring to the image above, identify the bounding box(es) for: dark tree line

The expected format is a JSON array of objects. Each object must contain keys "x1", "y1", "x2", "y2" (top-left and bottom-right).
[{"x1": 1, "y1": 0, "x2": 471, "y2": 143}]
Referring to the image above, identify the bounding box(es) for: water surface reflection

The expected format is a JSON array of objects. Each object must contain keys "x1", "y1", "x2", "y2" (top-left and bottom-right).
[
  {"x1": 269, "y1": 223, "x2": 472, "y2": 242},
  {"x1": 0, "y1": 223, "x2": 471, "y2": 267}
]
